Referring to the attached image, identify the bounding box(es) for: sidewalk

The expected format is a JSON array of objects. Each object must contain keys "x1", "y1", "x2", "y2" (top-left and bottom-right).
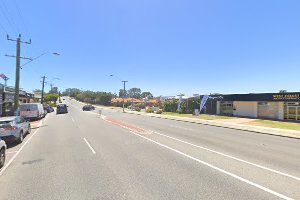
[
  {"x1": 73, "y1": 99, "x2": 300, "y2": 139},
  {"x1": 98, "y1": 105, "x2": 300, "y2": 139}
]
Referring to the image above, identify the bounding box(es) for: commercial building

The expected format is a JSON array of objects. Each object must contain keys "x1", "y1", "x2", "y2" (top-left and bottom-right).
[
  {"x1": 0, "y1": 84, "x2": 35, "y2": 116},
  {"x1": 213, "y1": 92, "x2": 300, "y2": 121}
]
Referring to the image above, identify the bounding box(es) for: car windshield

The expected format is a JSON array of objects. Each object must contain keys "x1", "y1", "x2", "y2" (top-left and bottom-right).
[{"x1": 1, "y1": 1, "x2": 300, "y2": 200}]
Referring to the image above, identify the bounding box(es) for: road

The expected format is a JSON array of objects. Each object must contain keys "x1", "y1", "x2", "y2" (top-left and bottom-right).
[{"x1": 0, "y1": 98, "x2": 299, "y2": 200}]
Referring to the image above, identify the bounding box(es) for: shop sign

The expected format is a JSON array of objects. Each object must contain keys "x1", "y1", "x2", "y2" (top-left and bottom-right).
[{"x1": 273, "y1": 94, "x2": 300, "y2": 100}]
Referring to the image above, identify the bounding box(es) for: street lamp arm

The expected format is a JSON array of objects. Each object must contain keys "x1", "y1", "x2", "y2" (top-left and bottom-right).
[{"x1": 21, "y1": 51, "x2": 60, "y2": 68}]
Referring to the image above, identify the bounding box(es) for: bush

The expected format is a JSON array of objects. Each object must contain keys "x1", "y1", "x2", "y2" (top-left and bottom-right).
[
  {"x1": 156, "y1": 109, "x2": 163, "y2": 114},
  {"x1": 135, "y1": 107, "x2": 141, "y2": 112},
  {"x1": 146, "y1": 109, "x2": 154, "y2": 113},
  {"x1": 49, "y1": 103, "x2": 57, "y2": 107}
]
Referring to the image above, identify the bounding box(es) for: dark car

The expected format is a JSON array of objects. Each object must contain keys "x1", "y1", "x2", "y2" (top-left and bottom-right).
[
  {"x1": 56, "y1": 104, "x2": 68, "y2": 114},
  {"x1": 82, "y1": 105, "x2": 95, "y2": 111},
  {"x1": 44, "y1": 106, "x2": 54, "y2": 113}
]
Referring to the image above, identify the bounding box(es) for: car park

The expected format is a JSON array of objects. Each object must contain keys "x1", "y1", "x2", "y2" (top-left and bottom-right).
[
  {"x1": 57, "y1": 104, "x2": 68, "y2": 114},
  {"x1": 0, "y1": 138, "x2": 6, "y2": 169},
  {"x1": 0, "y1": 116, "x2": 31, "y2": 144},
  {"x1": 20, "y1": 103, "x2": 45, "y2": 120}
]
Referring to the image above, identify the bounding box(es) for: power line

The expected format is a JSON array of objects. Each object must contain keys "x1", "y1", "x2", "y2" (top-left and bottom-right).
[
  {"x1": 1, "y1": 0, "x2": 20, "y2": 33},
  {"x1": 0, "y1": 1, "x2": 18, "y2": 35},
  {"x1": 12, "y1": 0, "x2": 29, "y2": 35},
  {"x1": 0, "y1": 21, "x2": 8, "y2": 34}
]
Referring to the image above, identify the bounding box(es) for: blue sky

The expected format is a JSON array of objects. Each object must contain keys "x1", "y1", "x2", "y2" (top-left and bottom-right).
[{"x1": 0, "y1": 0, "x2": 299, "y2": 96}]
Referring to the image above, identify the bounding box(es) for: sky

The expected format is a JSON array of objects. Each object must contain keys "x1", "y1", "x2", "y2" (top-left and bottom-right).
[{"x1": 0, "y1": 0, "x2": 300, "y2": 96}]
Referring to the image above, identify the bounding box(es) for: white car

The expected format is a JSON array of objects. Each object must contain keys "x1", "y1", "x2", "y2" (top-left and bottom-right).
[
  {"x1": 0, "y1": 139, "x2": 6, "y2": 169},
  {"x1": 20, "y1": 103, "x2": 45, "y2": 120}
]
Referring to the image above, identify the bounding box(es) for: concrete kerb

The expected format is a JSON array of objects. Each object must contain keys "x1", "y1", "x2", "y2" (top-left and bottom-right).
[
  {"x1": 125, "y1": 111, "x2": 300, "y2": 140},
  {"x1": 77, "y1": 101, "x2": 300, "y2": 139}
]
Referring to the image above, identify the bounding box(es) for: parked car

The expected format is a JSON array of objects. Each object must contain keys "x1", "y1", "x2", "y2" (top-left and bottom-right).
[
  {"x1": 57, "y1": 104, "x2": 68, "y2": 114},
  {"x1": 44, "y1": 105, "x2": 54, "y2": 113},
  {"x1": 0, "y1": 138, "x2": 6, "y2": 169},
  {"x1": 82, "y1": 105, "x2": 95, "y2": 111},
  {"x1": 128, "y1": 105, "x2": 137, "y2": 110},
  {"x1": 0, "y1": 116, "x2": 31, "y2": 144},
  {"x1": 20, "y1": 103, "x2": 45, "y2": 120}
]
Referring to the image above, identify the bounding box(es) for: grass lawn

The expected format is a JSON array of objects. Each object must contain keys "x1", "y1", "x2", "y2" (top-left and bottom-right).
[
  {"x1": 163, "y1": 112, "x2": 237, "y2": 120},
  {"x1": 247, "y1": 120, "x2": 300, "y2": 131}
]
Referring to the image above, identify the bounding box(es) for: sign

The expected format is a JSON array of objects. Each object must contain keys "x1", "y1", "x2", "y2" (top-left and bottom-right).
[
  {"x1": 273, "y1": 94, "x2": 300, "y2": 100},
  {"x1": 177, "y1": 95, "x2": 182, "y2": 111},
  {"x1": 200, "y1": 95, "x2": 209, "y2": 112}
]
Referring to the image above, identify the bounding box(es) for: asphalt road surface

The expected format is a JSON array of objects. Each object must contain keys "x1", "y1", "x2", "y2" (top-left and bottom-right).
[{"x1": 0, "y1": 98, "x2": 299, "y2": 200}]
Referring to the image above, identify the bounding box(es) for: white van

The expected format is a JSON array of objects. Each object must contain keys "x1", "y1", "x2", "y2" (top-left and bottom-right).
[{"x1": 20, "y1": 103, "x2": 45, "y2": 120}]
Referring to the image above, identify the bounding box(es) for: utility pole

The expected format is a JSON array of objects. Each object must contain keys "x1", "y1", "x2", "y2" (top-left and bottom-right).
[
  {"x1": 122, "y1": 81, "x2": 128, "y2": 113},
  {"x1": 5, "y1": 34, "x2": 32, "y2": 111},
  {"x1": 41, "y1": 76, "x2": 47, "y2": 104},
  {"x1": 50, "y1": 83, "x2": 53, "y2": 93}
]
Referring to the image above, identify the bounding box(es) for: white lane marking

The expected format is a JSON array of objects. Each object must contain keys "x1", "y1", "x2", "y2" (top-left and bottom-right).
[
  {"x1": 71, "y1": 118, "x2": 75, "y2": 123},
  {"x1": 5, "y1": 151, "x2": 18, "y2": 154},
  {"x1": 0, "y1": 126, "x2": 41, "y2": 176},
  {"x1": 152, "y1": 131, "x2": 300, "y2": 182},
  {"x1": 83, "y1": 138, "x2": 96, "y2": 154},
  {"x1": 128, "y1": 130, "x2": 293, "y2": 200},
  {"x1": 169, "y1": 125, "x2": 193, "y2": 131}
]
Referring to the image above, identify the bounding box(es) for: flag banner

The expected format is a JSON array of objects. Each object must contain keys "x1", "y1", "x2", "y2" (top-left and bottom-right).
[
  {"x1": 0, "y1": 74, "x2": 7, "y2": 79},
  {"x1": 200, "y1": 95, "x2": 209, "y2": 113},
  {"x1": 177, "y1": 95, "x2": 182, "y2": 111}
]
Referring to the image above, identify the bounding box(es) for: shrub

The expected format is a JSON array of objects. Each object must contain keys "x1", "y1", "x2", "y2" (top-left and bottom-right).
[
  {"x1": 156, "y1": 109, "x2": 163, "y2": 114},
  {"x1": 146, "y1": 109, "x2": 154, "y2": 113},
  {"x1": 135, "y1": 107, "x2": 141, "y2": 112},
  {"x1": 49, "y1": 103, "x2": 57, "y2": 107}
]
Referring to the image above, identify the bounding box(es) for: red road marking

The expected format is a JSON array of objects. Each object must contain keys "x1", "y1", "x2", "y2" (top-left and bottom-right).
[{"x1": 104, "y1": 117, "x2": 145, "y2": 133}]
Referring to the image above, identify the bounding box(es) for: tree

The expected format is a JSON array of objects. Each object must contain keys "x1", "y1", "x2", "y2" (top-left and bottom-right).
[
  {"x1": 44, "y1": 93, "x2": 59, "y2": 103},
  {"x1": 62, "y1": 88, "x2": 81, "y2": 97},
  {"x1": 50, "y1": 87, "x2": 58, "y2": 94},
  {"x1": 141, "y1": 92, "x2": 153, "y2": 99},
  {"x1": 128, "y1": 88, "x2": 141, "y2": 99},
  {"x1": 119, "y1": 89, "x2": 127, "y2": 98}
]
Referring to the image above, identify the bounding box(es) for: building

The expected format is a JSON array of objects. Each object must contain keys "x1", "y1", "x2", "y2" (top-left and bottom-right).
[
  {"x1": 213, "y1": 92, "x2": 300, "y2": 121},
  {"x1": 0, "y1": 84, "x2": 35, "y2": 116}
]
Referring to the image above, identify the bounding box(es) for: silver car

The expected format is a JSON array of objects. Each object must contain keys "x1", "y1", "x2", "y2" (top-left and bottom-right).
[
  {"x1": 0, "y1": 139, "x2": 6, "y2": 169},
  {"x1": 0, "y1": 116, "x2": 31, "y2": 144}
]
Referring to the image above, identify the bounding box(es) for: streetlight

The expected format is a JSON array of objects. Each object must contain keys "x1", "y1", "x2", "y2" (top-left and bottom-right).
[
  {"x1": 21, "y1": 52, "x2": 60, "y2": 69},
  {"x1": 110, "y1": 74, "x2": 128, "y2": 113}
]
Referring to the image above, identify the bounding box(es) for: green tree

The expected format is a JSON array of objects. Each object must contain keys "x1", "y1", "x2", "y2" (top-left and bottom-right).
[
  {"x1": 128, "y1": 88, "x2": 141, "y2": 99},
  {"x1": 44, "y1": 93, "x2": 59, "y2": 103},
  {"x1": 141, "y1": 92, "x2": 153, "y2": 99},
  {"x1": 119, "y1": 89, "x2": 127, "y2": 98}
]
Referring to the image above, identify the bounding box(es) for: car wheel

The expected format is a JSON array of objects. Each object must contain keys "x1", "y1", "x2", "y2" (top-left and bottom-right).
[
  {"x1": 27, "y1": 125, "x2": 31, "y2": 134},
  {"x1": 0, "y1": 148, "x2": 5, "y2": 169},
  {"x1": 18, "y1": 131, "x2": 24, "y2": 144}
]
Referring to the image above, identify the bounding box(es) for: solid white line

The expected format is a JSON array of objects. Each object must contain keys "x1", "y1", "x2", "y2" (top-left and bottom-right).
[
  {"x1": 152, "y1": 131, "x2": 300, "y2": 182},
  {"x1": 0, "y1": 128, "x2": 40, "y2": 176},
  {"x1": 128, "y1": 130, "x2": 293, "y2": 200},
  {"x1": 5, "y1": 151, "x2": 18, "y2": 154},
  {"x1": 83, "y1": 138, "x2": 96, "y2": 154},
  {"x1": 169, "y1": 125, "x2": 193, "y2": 131}
]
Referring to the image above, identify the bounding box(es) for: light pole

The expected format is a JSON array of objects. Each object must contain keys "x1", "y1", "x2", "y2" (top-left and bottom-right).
[
  {"x1": 21, "y1": 52, "x2": 60, "y2": 105},
  {"x1": 21, "y1": 52, "x2": 60, "y2": 69},
  {"x1": 110, "y1": 74, "x2": 128, "y2": 113}
]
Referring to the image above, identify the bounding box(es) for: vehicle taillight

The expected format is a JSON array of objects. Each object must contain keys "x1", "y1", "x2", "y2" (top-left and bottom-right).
[{"x1": 4, "y1": 126, "x2": 17, "y2": 130}]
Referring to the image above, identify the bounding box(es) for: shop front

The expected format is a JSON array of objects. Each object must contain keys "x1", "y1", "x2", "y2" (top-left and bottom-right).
[{"x1": 216, "y1": 92, "x2": 300, "y2": 121}]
